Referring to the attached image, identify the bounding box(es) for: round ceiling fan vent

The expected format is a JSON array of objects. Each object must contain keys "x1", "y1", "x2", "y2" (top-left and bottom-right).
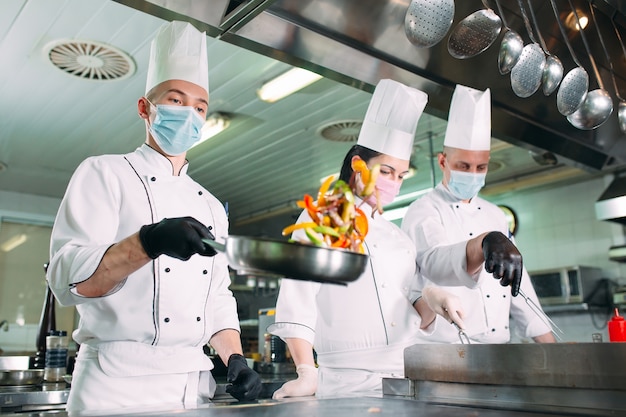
[
  {"x1": 317, "y1": 120, "x2": 363, "y2": 142},
  {"x1": 44, "y1": 40, "x2": 135, "y2": 81}
]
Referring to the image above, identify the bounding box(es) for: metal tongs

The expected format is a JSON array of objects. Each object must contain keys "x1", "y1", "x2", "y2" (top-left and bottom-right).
[
  {"x1": 518, "y1": 288, "x2": 565, "y2": 341},
  {"x1": 452, "y1": 322, "x2": 471, "y2": 344}
]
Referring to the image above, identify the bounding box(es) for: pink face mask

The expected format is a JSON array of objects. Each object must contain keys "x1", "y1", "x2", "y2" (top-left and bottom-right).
[{"x1": 357, "y1": 174, "x2": 402, "y2": 208}]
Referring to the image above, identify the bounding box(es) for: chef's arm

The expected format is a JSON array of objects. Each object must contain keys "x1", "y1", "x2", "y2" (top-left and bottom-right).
[
  {"x1": 533, "y1": 332, "x2": 557, "y2": 343},
  {"x1": 76, "y1": 232, "x2": 150, "y2": 297},
  {"x1": 209, "y1": 329, "x2": 244, "y2": 365},
  {"x1": 272, "y1": 338, "x2": 317, "y2": 399},
  {"x1": 465, "y1": 232, "x2": 489, "y2": 275},
  {"x1": 468, "y1": 231, "x2": 523, "y2": 296},
  {"x1": 284, "y1": 338, "x2": 315, "y2": 367},
  {"x1": 76, "y1": 217, "x2": 218, "y2": 297},
  {"x1": 414, "y1": 298, "x2": 436, "y2": 329}
]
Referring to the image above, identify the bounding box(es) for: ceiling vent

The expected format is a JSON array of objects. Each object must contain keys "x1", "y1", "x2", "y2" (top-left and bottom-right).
[
  {"x1": 44, "y1": 40, "x2": 135, "y2": 81},
  {"x1": 317, "y1": 120, "x2": 362, "y2": 142}
]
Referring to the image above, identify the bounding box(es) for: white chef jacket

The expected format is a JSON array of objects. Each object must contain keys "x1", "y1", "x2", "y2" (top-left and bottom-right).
[
  {"x1": 268, "y1": 200, "x2": 429, "y2": 398},
  {"x1": 401, "y1": 183, "x2": 551, "y2": 344},
  {"x1": 47, "y1": 144, "x2": 239, "y2": 412}
]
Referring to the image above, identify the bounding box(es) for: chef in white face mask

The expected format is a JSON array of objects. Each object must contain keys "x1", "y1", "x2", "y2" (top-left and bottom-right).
[
  {"x1": 268, "y1": 79, "x2": 465, "y2": 400},
  {"x1": 401, "y1": 84, "x2": 556, "y2": 345},
  {"x1": 47, "y1": 21, "x2": 261, "y2": 413}
]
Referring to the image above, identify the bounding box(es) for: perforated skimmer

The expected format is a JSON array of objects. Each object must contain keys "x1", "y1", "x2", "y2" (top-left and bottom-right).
[
  {"x1": 509, "y1": 0, "x2": 545, "y2": 98},
  {"x1": 447, "y1": 0, "x2": 502, "y2": 59},
  {"x1": 404, "y1": 0, "x2": 455, "y2": 48}
]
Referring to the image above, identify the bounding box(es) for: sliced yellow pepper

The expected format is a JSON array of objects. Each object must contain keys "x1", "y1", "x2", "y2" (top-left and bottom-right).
[
  {"x1": 317, "y1": 174, "x2": 335, "y2": 206},
  {"x1": 282, "y1": 221, "x2": 318, "y2": 236}
]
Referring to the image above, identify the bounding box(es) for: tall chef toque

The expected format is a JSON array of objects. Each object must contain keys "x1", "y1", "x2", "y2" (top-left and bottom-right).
[
  {"x1": 145, "y1": 21, "x2": 209, "y2": 95},
  {"x1": 357, "y1": 79, "x2": 428, "y2": 160},
  {"x1": 443, "y1": 84, "x2": 491, "y2": 151}
]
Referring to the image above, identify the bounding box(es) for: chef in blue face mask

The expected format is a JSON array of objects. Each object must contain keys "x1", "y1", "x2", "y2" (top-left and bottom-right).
[
  {"x1": 401, "y1": 84, "x2": 556, "y2": 344},
  {"x1": 47, "y1": 21, "x2": 261, "y2": 413}
]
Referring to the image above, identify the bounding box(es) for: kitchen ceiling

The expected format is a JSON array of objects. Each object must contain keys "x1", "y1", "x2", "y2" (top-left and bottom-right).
[{"x1": 0, "y1": 0, "x2": 623, "y2": 238}]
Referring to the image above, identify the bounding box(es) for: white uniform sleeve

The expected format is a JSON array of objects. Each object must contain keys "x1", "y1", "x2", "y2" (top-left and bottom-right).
[
  {"x1": 47, "y1": 157, "x2": 125, "y2": 306},
  {"x1": 402, "y1": 198, "x2": 480, "y2": 288},
  {"x1": 268, "y1": 210, "x2": 322, "y2": 345},
  {"x1": 268, "y1": 278, "x2": 321, "y2": 345}
]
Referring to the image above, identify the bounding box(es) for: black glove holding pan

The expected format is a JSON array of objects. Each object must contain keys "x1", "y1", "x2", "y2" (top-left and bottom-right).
[
  {"x1": 481, "y1": 231, "x2": 522, "y2": 296},
  {"x1": 139, "y1": 216, "x2": 218, "y2": 260}
]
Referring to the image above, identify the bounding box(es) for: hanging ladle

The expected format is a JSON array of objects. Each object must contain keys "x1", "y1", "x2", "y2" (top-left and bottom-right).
[
  {"x1": 493, "y1": 0, "x2": 523, "y2": 74},
  {"x1": 549, "y1": 0, "x2": 589, "y2": 116},
  {"x1": 565, "y1": 0, "x2": 613, "y2": 130},
  {"x1": 509, "y1": 0, "x2": 545, "y2": 98},
  {"x1": 526, "y1": 0, "x2": 563, "y2": 96},
  {"x1": 447, "y1": 0, "x2": 502, "y2": 59},
  {"x1": 610, "y1": 18, "x2": 626, "y2": 134}
]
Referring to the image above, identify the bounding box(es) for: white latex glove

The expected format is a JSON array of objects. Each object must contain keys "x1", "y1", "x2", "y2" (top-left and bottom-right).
[
  {"x1": 272, "y1": 364, "x2": 318, "y2": 399},
  {"x1": 421, "y1": 286, "x2": 467, "y2": 330}
]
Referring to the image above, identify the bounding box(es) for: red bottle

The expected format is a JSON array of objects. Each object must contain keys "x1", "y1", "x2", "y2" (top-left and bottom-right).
[{"x1": 608, "y1": 308, "x2": 626, "y2": 342}]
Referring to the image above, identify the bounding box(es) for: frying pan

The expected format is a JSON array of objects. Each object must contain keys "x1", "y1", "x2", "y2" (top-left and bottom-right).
[
  {"x1": 0, "y1": 369, "x2": 44, "y2": 386},
  {"x1": 202, "y1": 236, "x2": 368, "y2": 285}
]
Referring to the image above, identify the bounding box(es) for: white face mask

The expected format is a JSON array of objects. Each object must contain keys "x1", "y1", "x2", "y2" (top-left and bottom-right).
[
  {"x1": 147, "y1": 101, "x2": 205, "y2": 155},
  {"x1": 447, "y1": 170, "x2": 486, "y2": 200}
]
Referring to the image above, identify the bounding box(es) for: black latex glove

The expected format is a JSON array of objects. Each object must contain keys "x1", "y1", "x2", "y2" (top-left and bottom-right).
[
  {"x1": 481, "y1": 231, "x2": 522, "y2": 296},
  {"x1": 225, "y1": 354, "x2": 262, "y2": 401},
  {"x1": 139, "y1": 216, "x2": 217, "y2": 261}
]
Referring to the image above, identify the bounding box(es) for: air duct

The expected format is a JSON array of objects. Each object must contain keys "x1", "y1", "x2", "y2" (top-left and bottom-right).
[{"x1": 595, "y1": 173, "x2": 626, "y2": 224}]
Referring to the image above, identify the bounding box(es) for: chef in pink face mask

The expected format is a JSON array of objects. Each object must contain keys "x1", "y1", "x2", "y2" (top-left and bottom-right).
[{"x1": 269, "y1": 79, "x2": 465, "y2": 400}]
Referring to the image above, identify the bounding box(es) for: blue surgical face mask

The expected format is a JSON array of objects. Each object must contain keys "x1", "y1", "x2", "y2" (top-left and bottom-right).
[
  {"x1": 147, "y1": 101, "x2": 205, "y2": 156},
  {"x1": 447, "y1": 170, "x2": 486, "y2": 200}
]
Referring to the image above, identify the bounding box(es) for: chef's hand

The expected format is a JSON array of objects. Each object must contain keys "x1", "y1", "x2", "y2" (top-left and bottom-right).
[
  {"x1": 272, "y1": 364, "x2": 318, "y2": 399},
  {"x1": 225, "y1": 354, "x2": 262, "y2": 402},
  {"x1": 421, "y1": 286, "x2": 466, "y2": 330},
  {"x1": 481, "y1": 231, "x2": 522, "y2": 296},
  {"x1": 139, "y1": 216, "x2": 217, "y2": 261}
]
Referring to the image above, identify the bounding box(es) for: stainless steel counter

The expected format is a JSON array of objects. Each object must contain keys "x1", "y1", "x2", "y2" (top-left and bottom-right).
[
  {"x1": 0, "y1": 382, "x2": 69, "y2": 413},
  {"x1": 0, "y1": 396, "x2": 596, "y2": 417},
  {"x1": 0, "y1": 376, "x2": 289, "y2": 414}
]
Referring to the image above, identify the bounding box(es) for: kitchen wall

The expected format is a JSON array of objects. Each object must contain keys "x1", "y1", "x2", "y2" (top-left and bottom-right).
[{"x1": 488, "y1": 175, "x2": 626, "y2": 284}]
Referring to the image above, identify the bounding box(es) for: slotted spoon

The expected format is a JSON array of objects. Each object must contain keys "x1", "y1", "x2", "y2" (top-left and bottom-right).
[
  {"x1": 447, "y1": 0, "x2": 502, "y2": 59},
  {"x1": 405, "y1": 0, "x2": 455, "y2": 48},
  {"x1": 510, "y1": 0, "x2": 545, "y2": 98},
  {"x1": 566, "y1": 1, "x2": 613, "y2": 130},
  {"x1": 549, "y1": 0, "x2": 589, "y2": 116},
  {"x1": 526, "y1": 0, "x2": 563, "y2": 96}
]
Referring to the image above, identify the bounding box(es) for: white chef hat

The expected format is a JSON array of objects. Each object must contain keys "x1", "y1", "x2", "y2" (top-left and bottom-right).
[
  {"x1": 145, "y1": 21, "x2": 209, "y2": 95},
  {"x1": 443, "y1": 84, "x2": 491, "y2": 151},
  {"x1": 357, "y1": 79, "x2": 428, "y2": 160}
]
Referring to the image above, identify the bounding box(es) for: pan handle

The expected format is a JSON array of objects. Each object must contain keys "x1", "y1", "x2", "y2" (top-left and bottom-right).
[{"x1": 201, "y1": 238, "x2": 226, "y2": 253}]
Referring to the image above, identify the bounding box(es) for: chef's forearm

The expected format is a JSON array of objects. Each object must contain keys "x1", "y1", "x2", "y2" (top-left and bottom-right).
[
  {"x1": 532, "y1": 331, "x2": 557, "y2": 343},
  {"x1": 414, "y1": 298, "x2": 436, "y2": 329},
  {"x1": 466, "y1": 232, "x2": 489, "y2": 275},
  {"x1": 210, "y1": 329, "x2": 244, "y2": 365},
  {"x1": 284, "y1": 338, "x2": 315, "y2": 367},
  {"x1": 75, "y1": 232, "x2": 151, "y2": 297}
]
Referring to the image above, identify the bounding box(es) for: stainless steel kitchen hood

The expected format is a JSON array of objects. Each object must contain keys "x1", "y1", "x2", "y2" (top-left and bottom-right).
[
  {"x1": 116, "y1": 0, "x2": 626, "y2": 174},
  {"x1": 595, "y1": 175, "x2": 626, "y2": 224}
]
